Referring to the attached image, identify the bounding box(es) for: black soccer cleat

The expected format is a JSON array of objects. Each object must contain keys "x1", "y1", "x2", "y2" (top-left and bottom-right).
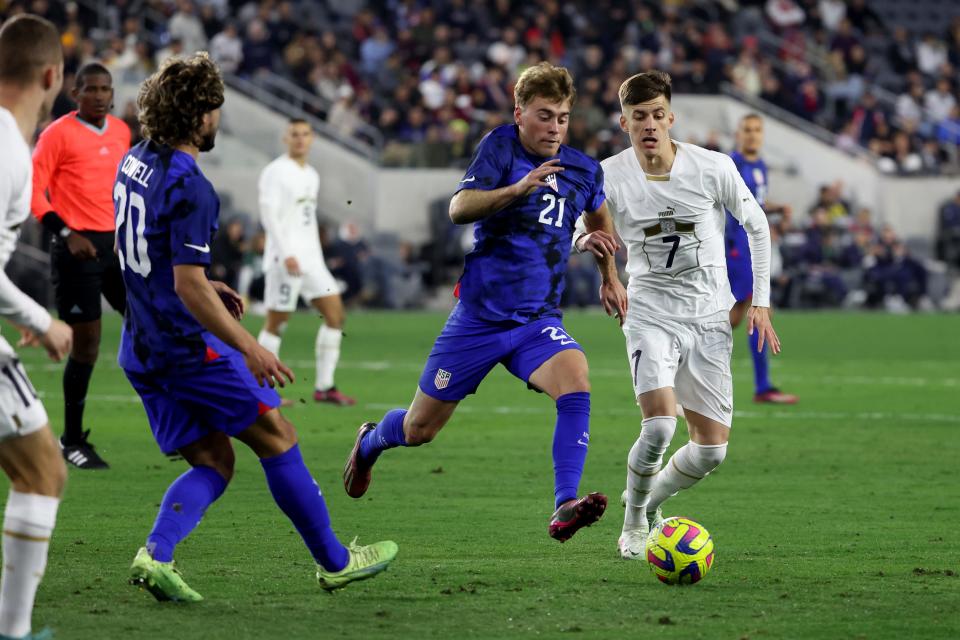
[{"x1": 61, "y1": 430, "x2": 110, "y2": 470}]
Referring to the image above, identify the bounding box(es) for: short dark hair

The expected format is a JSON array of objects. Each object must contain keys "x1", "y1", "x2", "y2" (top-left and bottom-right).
[
  {"x1": 618, "y1": 70, "x2": 672, "y2": 107},
  {"x1": 75, "y1": 62, "x2": 112, "y2": 89},
  {"x1": 138, "y1": 53, "x2": 224, "y2": 147},
  {"x1": 0, "y1": 14, "x2": 63, "y2": 87},
  {"x1": 288, "y1": 117, "x2": 310, "y2": 127},
  {"x1": 739, "y1": 112, "x2": 763, "y2": 126}
]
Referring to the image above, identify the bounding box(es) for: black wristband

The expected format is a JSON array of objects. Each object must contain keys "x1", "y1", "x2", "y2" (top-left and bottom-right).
[{"x1": 41, "y1": 211, "x2": 67, "y2": 236}]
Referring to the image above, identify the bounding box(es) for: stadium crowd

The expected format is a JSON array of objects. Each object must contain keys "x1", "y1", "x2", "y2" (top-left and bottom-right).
[
  {"x1": 2, "y1": 0, "x2": 956, "y2": 312},
  {"x1": 3, "y1": 0, "x2": 958, "y2": 171}
]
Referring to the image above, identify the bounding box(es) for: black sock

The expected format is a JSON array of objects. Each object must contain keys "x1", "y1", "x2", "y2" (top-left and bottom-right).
[{"x1": 63, "y1": 358, "x2": 94, "y2": 443}]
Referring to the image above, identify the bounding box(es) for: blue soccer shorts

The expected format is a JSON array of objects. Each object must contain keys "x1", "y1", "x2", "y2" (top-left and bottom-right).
[
  {"x1": 418, "y1": 305, "x2": 583, "y2": 401},
  {"x1": 125, "y1": 336, "x2": 282, "y2": 455}
]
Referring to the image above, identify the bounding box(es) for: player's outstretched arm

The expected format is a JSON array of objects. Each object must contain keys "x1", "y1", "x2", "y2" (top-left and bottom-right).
[
  {"x1": 173, "y1": 264, "x2": 294, "y2": 388},
  {"x1": 580, "y1": 204, "x2": 627, "y2": 325},
  {"x1": 449, "y1": 159, "x2": 564, "y2": 224}
]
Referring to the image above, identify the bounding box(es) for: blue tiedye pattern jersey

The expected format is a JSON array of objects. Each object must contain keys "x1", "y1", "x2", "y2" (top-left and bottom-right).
[
  {"x1": 725, "y1": 150, "x2": 768, "y2": 257},
  {"x1": 114, "y1": 140, "x2": 220, "y2": 373},
  {"x1": 456, "y1": 125, "x2": 605, "y2": 323}
]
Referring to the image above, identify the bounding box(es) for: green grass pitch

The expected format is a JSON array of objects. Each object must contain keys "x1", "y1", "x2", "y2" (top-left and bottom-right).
[{"x1": 13, "y1": 310, "x2": 959, "y2": 639}]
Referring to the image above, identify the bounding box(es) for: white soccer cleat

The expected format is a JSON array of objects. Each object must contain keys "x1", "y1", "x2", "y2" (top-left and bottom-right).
[
  {"x1": 647, "y1": 506, "x2": 664, "y2": 532},
  {"x1": 617, "y1": 527, "x2": 649, "y2": 560}
]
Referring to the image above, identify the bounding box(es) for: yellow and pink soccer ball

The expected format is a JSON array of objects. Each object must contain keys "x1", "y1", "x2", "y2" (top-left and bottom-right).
[{"x1": 646, "y1": 517, "x2": 715, "y2": 585}]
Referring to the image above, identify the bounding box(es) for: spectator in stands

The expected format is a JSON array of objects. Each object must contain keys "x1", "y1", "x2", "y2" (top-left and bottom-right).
[
  {"x1": 937, "y1": 191, "x2": 960, "y2": 267},
  {"x1": 322, "y1": 222, "x2": 368, "y2": 307},
  {"x1": 240, "y1": 18, "x2": 273, "y2": 76},
  {"x1": 766, "y1": 0, "x2": 806, "y2": 32},
  {"x1": 154, "y1": 36, "x2": 185, "y2": 68},
  {"x1": 168, "y1": 0, "x2": 207, "y2": 56},
  {"x1": 211, "y1": 218, "x2": 247, "y2": 292},
  {"x1": 813, "y1": 183, "x2": 851, "y2": 222},
  {"x1": 916, "y1": 32, "x2": 949, "y2": 76},
  {"x1": 925, "y1": 77, "x2": 957, "y2": 125},
  {"x1": 210, "y1": 21, "x2": 243, "y2": 74},
  {"x1": 887, "y1": 27, "x2": 917, "y2": 75}
]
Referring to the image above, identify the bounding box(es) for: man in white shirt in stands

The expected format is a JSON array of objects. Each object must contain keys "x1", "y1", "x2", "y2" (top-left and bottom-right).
[
  {"x1": 257, "y1": 119, "x2": 355, "y2": 406},
  {"x1": 574, "y1": 70, "x2": 783, "y2": 560},
  {"x1": 0, "y1": 14, "x2": 74, "y2": 640}
]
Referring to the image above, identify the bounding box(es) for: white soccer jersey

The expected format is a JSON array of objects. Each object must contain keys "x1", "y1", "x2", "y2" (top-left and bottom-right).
[
  {"x1": 0, "y1": 107, "x2": 52, "y2": 356},
  {"x1": 598, "y1": 141, "x2": 771, "y2": 320},
  {"x1": 259, "y1": 154, "x2": 324, "y2": 269}
]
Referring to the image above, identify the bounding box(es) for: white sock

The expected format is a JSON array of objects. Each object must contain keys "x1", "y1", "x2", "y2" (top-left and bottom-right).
[
  {"x1": 624, "y1": 416, "x2": 676, "y2": 531},
  {"x1": 0, "y1": 491, "x2": 59, "y2": 638},
  {"x1": 647, "y1": 441, "x2": 728, "y2": 513},
  {"x1": 258, "y1": 329, "x2": 282, "y2": 357},
  {"x1": 315, "y1": 325, "x2": 342, "y2": 391}
]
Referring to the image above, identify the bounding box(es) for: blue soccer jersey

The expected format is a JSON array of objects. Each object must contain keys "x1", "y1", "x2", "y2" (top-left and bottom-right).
[
  {"x1": 725, "y1": 151, "x2": 768, "y2": 300},
  {"x1": 455, "y1": 124, "x2": 605, "y2": 323},
  {"x1": 114, "y1": 140, "x2": 221, "y2": 373},
  {"x1": 725, "y1": 151, "x2": 768, "y2": 255}
]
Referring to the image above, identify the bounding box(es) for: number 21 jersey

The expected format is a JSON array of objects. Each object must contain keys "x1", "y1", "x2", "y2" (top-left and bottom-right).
[
  {"x1": 456, "y1": 124, "x2": 605, "y2": 323},
  {"x1": 114, "y1": 140, "x2": 221, "y2": 373},
  {"x1": 602, "y1": 141, "x2": 770, "y2": 320}
]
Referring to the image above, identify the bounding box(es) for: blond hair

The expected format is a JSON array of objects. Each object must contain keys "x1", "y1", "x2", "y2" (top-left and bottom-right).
[{"x1": 514, "y1": 62, "x2": 576, "y2": 109}]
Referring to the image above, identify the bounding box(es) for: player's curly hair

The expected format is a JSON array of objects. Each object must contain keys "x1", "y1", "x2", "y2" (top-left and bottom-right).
[
  {"x1": 619, "y1": 70, "x2": 672, "y2": 107},
  {"x1": 137, "y1": 53, "x2": 224, "y2": 147},
  {"x1": 514, "y1": 62, "x2": 576, "y2": 109}
]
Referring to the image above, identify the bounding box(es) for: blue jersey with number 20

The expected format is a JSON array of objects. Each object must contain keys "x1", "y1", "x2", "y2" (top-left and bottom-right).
[
  {"x1": 456, "y1": 125, "x2": 605, "y2": 323},
  {"x1": 113, "y1": 140, "x2": 220, "y2": 373}
]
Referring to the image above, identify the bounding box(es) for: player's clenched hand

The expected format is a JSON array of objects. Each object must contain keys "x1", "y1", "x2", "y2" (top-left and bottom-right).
[
  {"x1": 284, "y1": 256, "x2": 301, "y2": 277},
  {"x1": 747, "y1": 306, "x2": 781, "y2": 355},
  {"x1": 210, "y1": 280, "x2": 244, "y2": 320},
  {"x1": 37, "y1": 319, "x2": 73, "y2": 362},
  {"x1": 244, "y1": 343, "x2": 295, "y2": 388},
  {"x1": 577, "y1": 231, "x2": 620, "y2": 257},
  {"x1": 600, "y1": 279, "x2": 628, "y2": 326},
  {"x1": 515, "y1": 159, "x2": 564, "y2": 196},
  {"x1": 66, "y1": 232, "x2": 98, "y2": 260}
]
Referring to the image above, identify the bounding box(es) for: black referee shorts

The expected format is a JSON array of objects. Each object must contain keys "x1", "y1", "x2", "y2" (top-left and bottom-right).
[{"x1": 51, "y1": 230, "x2": 126, "y2": 324}]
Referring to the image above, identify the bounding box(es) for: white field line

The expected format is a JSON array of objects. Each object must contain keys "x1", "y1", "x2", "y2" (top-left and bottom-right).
[
  {"x1": 24, "y1": 357, "x2": 959, "y2": 389},
  {"x1": 32, "y1": 390, "x2": 960, "y2": 423}
]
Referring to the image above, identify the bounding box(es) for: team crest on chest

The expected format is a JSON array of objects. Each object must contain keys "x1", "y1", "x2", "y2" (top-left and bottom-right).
[{"x1": 544, "y1": 172, "x2": 559, "y2": 192}]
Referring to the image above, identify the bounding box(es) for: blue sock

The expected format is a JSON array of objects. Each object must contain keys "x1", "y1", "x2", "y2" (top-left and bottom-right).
[
  {"x1": 358, "y1": 409, "x2": 408, "y2": 463},
  {"x1": 147, "y1": 465, "x2": 228, "y2": 562},
  {"x1": 260, "y1": 444, "x2": 349, "y2": 572},
  {"x1": 749, "y1": 329, "x2": 772, "y2": 394},
  {"x1": 552, "y1": 392, "x2": 591, "y2": 509}
]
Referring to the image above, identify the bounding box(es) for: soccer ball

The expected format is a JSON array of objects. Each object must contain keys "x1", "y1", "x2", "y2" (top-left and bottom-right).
[{"x1": 646, "y1": 517, "x2": 715, "y2": 585}]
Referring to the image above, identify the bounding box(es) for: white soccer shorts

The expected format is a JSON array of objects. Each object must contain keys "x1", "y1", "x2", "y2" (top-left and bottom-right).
[
  {"x1": 264, "y1": 261, "x2": 340, "y2": 312},
  {"x1": 623, "y1": 311, "x2": 734, "y2": 426},
  {"x1": 0, "y1": 355, "x2": 48, "y2": 441}
]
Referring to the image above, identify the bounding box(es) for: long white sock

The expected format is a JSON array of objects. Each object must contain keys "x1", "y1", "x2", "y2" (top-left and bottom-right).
[
  {"x1": 0, "y1": 491, "x2": 59, "y2": 638},
  {"x1": 315, "y1": 325, "x2": 342, "y2": 391},
  {"x1": 258, "y1": 329, "x2": 282, "y2": 357},
  {"x1": 647, "y1": 441, "x2": 728, "y2": 513},
  {"x1": 624, "y1": 416, "x2": 676, "y2": 531}
]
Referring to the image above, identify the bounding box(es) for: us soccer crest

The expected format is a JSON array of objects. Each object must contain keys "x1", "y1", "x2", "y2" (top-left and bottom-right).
[
  {"x1": 544, "y1": 172, "x2": 559, "y2": 192},
  {"x1": 434, "y1": 368, "x2": 452, "y2": 390}
]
